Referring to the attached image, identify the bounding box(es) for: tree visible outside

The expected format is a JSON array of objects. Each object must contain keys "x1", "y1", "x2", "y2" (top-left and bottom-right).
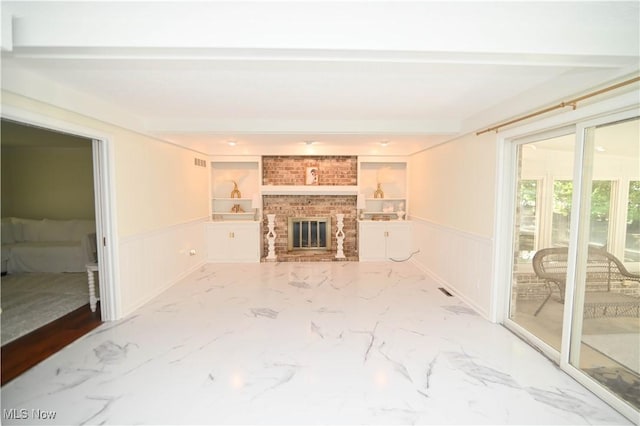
[
  {"x1": 552, "y1": 180, "x2": 573, "y2": 246},
  {"x1": 627, "y1": 181, "x2": 640, "y2": 262},
  {"x1": 517, "y1": 180, "x2": 537, "y2": 256},
  {"x1": 628, "y1": 181, "x2": 640, "y2": 224},
  {"x1": 551, "y1": 180, "x2": 611, "y2": 247},
  {"x1": 518, "y1": 179, "x2": 638, "y2": 260}
]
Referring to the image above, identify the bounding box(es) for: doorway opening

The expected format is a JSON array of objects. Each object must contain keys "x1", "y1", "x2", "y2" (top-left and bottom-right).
[{"x1": 0, "y1": 117, "x2": 117, "y2": 383}]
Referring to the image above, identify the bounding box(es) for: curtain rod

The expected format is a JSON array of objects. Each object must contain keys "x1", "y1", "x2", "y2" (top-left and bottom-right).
[{"x1": 476, "y1": 76, "x2": 640, "y2": 136}]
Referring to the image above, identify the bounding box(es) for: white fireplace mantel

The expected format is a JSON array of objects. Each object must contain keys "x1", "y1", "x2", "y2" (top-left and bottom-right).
[{"x1": 260, "y1": 185, "x2": 359, "y2": 196}]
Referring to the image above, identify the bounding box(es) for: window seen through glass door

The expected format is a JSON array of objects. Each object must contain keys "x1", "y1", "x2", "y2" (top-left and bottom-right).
[
  {"x1": 509, "y1": 134, "x2": 575, "y2": 352},
  {"x1": 626, "y1": 181, "x2": 640, "y2": 263}
]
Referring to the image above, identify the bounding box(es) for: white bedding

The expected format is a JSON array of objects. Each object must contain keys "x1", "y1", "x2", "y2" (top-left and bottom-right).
[
  {"x1": 1, "y1": 217, "x2": 96, "y2": 274},
  {"x1": 5, "y1": 241, "x2": 87, "y2": 273}
]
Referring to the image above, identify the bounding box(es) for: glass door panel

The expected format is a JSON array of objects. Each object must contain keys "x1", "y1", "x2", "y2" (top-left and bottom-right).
[
  {"x1": 569, "y1": 117, "x2": 640, "y2": 411},
  {"x1": 626, "y1": 181, "x2": 640, "y2": 263},
  {"x1": 552, "y1": 180, "x2": 573, "y2": 247},
  {"x1": 509, "y1": 134, "x2": 575, "y2": 351}
]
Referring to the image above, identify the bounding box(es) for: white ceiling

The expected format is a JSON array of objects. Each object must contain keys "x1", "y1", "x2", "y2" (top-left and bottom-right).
[{"x1": 1, "y1": 1, "x2": 639, "y2": 156}]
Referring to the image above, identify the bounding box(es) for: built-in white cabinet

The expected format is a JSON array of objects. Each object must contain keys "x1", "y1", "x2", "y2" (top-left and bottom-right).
[
  {"x1": 206, "y1": 221, "x2": 261, "y2": 262},
  {"x1": 358, "y1": 220, "x2": 412, "y2": 261},
  {"x1": 210, "y1": 157, "x2": 261, "y2": 221},
  {"x1": 357, "y1": 157, "x2": 408, "y2": 220}
]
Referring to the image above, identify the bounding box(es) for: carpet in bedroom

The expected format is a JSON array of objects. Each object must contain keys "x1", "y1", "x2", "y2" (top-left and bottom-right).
[{"x1": 1, "y1": 272, "x2": 94, "y2": 345}]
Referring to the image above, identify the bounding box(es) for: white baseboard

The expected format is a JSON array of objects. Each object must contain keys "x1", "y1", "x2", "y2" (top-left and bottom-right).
[{"x1": 410, "y1": 257, "x2": 490, "y2": 320}]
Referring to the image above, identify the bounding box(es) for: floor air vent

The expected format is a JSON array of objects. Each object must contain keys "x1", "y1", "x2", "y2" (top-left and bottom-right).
[{"x1": 438, "y1": 287, "x2": 453, "y2": 297}]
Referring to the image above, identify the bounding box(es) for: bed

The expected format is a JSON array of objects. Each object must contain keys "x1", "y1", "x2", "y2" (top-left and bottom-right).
[{"x1": 1, "y1": 217, "x2": 96, "y2": 274}]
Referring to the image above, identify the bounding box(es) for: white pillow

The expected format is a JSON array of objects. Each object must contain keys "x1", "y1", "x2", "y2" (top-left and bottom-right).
[
  {"x1": 12, "y1": 218, "x2": 43, "y2": 242},
  {"x1": 8, "y1": 219, "x2": 24, "y2": 242},
  {"x1": 1, "y1": 218, "x2": 16, "y2": 244},
  {"x1": 40, "y1": 219, "x2": 75, "y2": 242}
]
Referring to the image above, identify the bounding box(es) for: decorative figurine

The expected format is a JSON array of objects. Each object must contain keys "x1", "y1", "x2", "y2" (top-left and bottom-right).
[{"x1": 374, "y1": 183, "x2": 384, "y2": 199}]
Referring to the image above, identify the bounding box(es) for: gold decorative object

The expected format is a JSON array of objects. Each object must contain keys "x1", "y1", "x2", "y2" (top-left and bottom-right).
[
  {"x1": 231, "y1": 204, "x2": 244, "y2": 213},
  {"x1": 230, "y1": 181, "x2": 242, "y2": 198},
  {"x1": 374, "y1": 183, "x2": 384, "y2": 199}
]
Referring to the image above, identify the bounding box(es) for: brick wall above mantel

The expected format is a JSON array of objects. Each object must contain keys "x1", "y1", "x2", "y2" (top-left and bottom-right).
[{"x1": 262, "y1": 156, "x2": 357, "y2": 186}]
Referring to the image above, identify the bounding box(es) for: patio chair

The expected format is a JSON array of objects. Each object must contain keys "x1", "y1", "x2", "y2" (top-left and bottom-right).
[{"x1": 531, "y1": 246, "x2": 640, "y2": 317}]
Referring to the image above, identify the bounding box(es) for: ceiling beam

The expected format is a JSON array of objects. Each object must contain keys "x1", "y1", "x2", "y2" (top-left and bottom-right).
[{"x1": 4, "y1": 2, "x2": 639, "y2": 57}]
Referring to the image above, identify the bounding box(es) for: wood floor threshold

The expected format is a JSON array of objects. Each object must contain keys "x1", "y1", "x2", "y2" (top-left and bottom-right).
[{"x1": 1, "y1": 303, "x2": 102, "y2": 386}]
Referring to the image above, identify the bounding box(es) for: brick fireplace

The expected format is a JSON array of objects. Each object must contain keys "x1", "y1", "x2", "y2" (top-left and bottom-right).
[
  {"x1": 262, "y1": 195, "x2": 357, "y2": 261},
  {"x1": 261, "y1": 156, "x2": 358, "y2": 261}
]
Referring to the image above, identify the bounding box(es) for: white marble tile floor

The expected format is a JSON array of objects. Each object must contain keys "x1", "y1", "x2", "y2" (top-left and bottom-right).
[{"x1": 0, "y1": 262, "x2": 633, "y2": 425}]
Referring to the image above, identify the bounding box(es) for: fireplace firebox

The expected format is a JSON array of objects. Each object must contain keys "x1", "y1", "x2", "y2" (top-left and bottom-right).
[{"x1": 287, "y1": 217, "x2": 331, "y2": 251}]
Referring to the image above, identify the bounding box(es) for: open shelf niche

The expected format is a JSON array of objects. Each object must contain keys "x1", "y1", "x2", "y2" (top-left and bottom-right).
[
  {"x1": 358, "y1": 157, "x2": 408, "y2": 221},
  {"x1": 210, "y1": 157, "x2": 261, "y2": 221}
]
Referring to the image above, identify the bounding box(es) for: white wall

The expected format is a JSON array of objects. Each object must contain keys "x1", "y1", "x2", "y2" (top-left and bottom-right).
[
  {"x1": 409, "y1": 131, "x2": 497, "y2": 319},
  {"x1": 111, "y1": 126, "x2": 209, "y2": 238},
  {"x1": 2, "y1": 91, "x2": 210, "y2": 317}
]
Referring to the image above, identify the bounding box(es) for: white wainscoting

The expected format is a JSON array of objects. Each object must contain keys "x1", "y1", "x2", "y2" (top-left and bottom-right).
[
  {"x1": 409, "y1": 216, "x2": 494, "y2": 320},
  {"x1": 118, "y1": 217, "x2": 208, "y2": 316}
]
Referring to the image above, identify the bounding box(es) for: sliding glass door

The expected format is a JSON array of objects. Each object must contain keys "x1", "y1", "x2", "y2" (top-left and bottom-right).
[
  {"x1": 568, "y1": 117, "x2": 640, "y2": 411},
  {"x1": 508, "y1": 131, "x2": 577, "y2": 352},
  {"x1": 505, "y1": 111, "x2": 639, "y2": 418}
]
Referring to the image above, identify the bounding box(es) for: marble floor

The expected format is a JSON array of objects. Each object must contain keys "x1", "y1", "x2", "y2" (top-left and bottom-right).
[{"x1": 0, "y1": 262, "x2": 634, "y2": 425}]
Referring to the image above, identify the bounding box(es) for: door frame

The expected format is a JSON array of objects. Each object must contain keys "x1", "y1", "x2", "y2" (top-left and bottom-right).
[
  {"x1": 492, "y1": 92, "x2": 639, "y2": 421},
  {"x1": 2, "y1": 105, "x2": 121, "y2": 321}
]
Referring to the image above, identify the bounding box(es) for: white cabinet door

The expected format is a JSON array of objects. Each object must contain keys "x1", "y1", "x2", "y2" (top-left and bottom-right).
[
  {"x1": 359, "y1": 222, "x2": 387, "y2": 261},
  {"x1": 358, "y1": 221, "x2": 411, "y2": 261},
  {"x1": 385, "y1": 221, "x2": 412, "y2": 260},
  {"x1": 230, "y1": 223, "x2": 260, "y2": 262},
  {"x1": 207, "y1": 224, "x2": 230, "y2": 261},
  {"x1": 206, "y1": 222, "x2": 260, "y2": 262}
]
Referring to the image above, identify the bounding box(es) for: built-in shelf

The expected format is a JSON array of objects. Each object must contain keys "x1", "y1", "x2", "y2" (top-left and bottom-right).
[
  {"x1": 358, "y1": 157, "x2": 409, "y2": 217},
  {"x1": 358, "y1": 218, "x2": 407, "y2": 222},
  {"x1": 211, "y1": 212, "x2": 257, "y2": 221},
  {"x1": 362, "y1": 211, "x2": 403, "y2": 215},
  {"x1": 260, "y1": 185, "x2": 359, "y2": 196},
  {"x1": 210, "y1": 157, "x2": 261, "y2": 222},
  {"x1": 212, "y1": 212, "x2": 255, "y2": 215},
  {"x1": 210, "y1": 216, "x2": 258, "y2": 221}
]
